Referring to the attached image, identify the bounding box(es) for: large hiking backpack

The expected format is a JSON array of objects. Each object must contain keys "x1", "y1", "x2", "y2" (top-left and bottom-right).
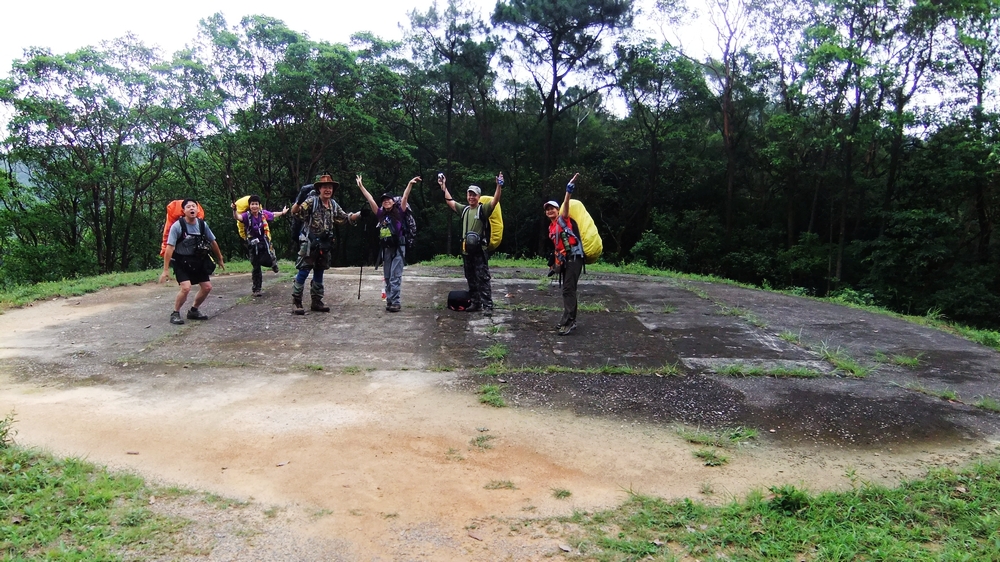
[
  {"x1": 392, "y1": 196, "x2": 418, "y2": 252},
  {"x1": 234, "y1": 195, "x2": 272, "y2": 242},
  {"x1": 561, "y1": 199, "x2": 602, "y2": 264},
  {"x1": 160, "y1": 199, "x2": 205, "y2": 256},
  {"x1": 463, "y1": 196, "x2": 503, "y2": 253},
  {"x1": 290, "y1": 184, "x2": 314, "y2": 252}
]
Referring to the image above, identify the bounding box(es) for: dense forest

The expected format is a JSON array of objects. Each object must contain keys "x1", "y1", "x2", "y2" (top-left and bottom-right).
[{"x1": 1, "y1": 0, "x2": 998, "y2": 326}]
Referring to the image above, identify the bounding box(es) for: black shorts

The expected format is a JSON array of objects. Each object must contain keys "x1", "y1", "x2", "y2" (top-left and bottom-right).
[{"x1": 173, "y1": 255, "x2": 212, "y2": 285}]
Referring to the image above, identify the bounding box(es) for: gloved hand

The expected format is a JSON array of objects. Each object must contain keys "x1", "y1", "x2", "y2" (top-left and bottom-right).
[{"x1": 566, "y1": 182, "x2": 575, "y2": 193}]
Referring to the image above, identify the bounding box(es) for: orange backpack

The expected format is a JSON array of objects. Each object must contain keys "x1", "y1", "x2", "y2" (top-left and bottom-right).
[{"x1": 160, "y1": 200, "x2": 205, "y2": 256}]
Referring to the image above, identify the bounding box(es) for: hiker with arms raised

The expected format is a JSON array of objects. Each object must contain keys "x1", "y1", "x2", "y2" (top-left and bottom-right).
[
  {"x1": 158, "y1": 199, "x2": 226, "y2": 325},
  {"x1": 231, "y1": 195, "x2": 288, "y2": 297},
  {"x1": 439, "y1": 172, "x2": 503, "y2": 316},
  {"x1": 356, "y1": 174, "x2": 419, "y2": 313},
  {"x1": 290, "y1": 174, "x2": 361, "y2": 315},
  {"x1": 545, "y1": 173, "x2": 585, "y2": 335}
]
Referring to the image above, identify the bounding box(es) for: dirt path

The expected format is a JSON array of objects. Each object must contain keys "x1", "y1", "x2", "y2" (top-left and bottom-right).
[{"x1": 1, "y1": 268, "x2": 998, "y2": 560}]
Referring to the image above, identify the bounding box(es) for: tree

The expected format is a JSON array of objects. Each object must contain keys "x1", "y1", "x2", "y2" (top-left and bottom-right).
[{"x1": 492, "y1": 0, "x2": 634, "y2": 179}]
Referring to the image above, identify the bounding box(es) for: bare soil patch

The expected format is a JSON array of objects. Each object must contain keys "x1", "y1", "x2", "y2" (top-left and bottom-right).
[{"x1": 2, "y1": 266, "x2": 998, "y2": 560}]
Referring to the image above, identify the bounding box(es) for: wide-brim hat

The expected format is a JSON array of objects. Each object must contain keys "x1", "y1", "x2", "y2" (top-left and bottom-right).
[{"x1": 315, "y1": 174, "x2": 339, "y2": 190}]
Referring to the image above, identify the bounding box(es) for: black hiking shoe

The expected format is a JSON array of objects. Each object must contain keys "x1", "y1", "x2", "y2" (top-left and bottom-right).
[
  {"x1": 271, "y1": 264, "x2": 280, "y2": 273},
  {"x1": 557, "y1": 322, "x2": 577, "y2": 336},
  {"x1": 169, "y1": 311, "x2": 184, "y2": 325},
  {"x1": 483, "y1": 307, "x2": 493, "y2": 317},
  {"x1": 466, "y1": 303, "x2": 481, "y2": 313},
  {"x1": 388, "y1": 303, "x2": 401, "y2": 312},
  {"x1": 186, "y1": 307, "x2": 209, "y2": 320}
]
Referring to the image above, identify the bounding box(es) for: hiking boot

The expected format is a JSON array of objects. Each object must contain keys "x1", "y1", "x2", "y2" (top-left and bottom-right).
[
  {"x1": 186, "y1": 307, "x2": 209, "y2": 320},
  {"x1": 557, "y1": 322, "x2": 577, "y2": 336},
  {"x1": 311, "y1": 297, "x2": 330, "y2": 313},
  {"x1": 271, "y1": 264, "x2": 279, "y2": 273},
  {"x1": 169, "y1": 311, "x2": 185, "y2": 325},
  {"x1": 292, "y1": 296, "x2": 305, "y2": 315},
  {"x1": 483, "y1": 307, "x2": 493, "y2": 317},
  {"x1": 387, "y1": 303, "x2": 401, "y2": 313},
  {"x1": 252, "y1": 290, "x2": 262, "y2": 298},
  {"x1": 466, "y1": 303, "x2": 481, "y2": 313}
]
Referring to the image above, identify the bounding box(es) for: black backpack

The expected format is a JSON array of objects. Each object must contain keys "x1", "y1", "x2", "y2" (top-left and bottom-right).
[{"x1": 394, "y1": 196, "x2": 418, "y2": 252}]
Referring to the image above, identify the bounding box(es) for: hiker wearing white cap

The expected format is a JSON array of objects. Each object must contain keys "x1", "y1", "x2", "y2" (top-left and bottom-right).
[
  {"x1": 439, "y1": 172, "x2": 504, "y2": 315},
  {"x1": 545, "y1": 173, "x2": 585, "y2": 335}
]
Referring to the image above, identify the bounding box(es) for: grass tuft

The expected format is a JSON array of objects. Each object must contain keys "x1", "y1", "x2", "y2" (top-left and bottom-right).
[
  {"x1": 716, "y1": 363, "x2": 822, "y2": 378},
  {"x1": 552, "y1": 488, "x2": 572, "y2": 499},
  {"x1": 694, "y1": 449, "x2": 728, "y2": 466},
  {"x1": 484, "y1": 480, "x2": 518, "y2": 490},
  {"x1": 479, "y1": 343, "x2": 509, "y2": 361},
  {"x1": 478, "y1": 384, "x2": 506, "y2": 408}
]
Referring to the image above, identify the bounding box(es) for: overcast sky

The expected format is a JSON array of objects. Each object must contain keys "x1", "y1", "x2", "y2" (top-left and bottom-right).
[
  {"x1": 1, "y1": 0, "x2": 461, "y2": 75},
  {"x1": 3, "y1": 0, "x2": 709, "y2": 76}
]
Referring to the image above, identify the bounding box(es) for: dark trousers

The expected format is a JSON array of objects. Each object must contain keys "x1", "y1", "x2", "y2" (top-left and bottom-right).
[
  {"x1": 462, "y1": 251, "x2": 493, "y2": 310},
  {"x1": 560, "y1": 258, "x2": 583, "y2": 326}
]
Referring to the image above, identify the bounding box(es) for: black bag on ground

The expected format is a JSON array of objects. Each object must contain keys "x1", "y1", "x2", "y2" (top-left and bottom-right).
[{"x1": 447, "y1": 290, "x2": 472, "y2": 311}]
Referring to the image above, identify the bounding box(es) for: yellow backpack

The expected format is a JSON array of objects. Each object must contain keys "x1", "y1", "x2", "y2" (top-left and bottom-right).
[
  {"x1": 561, "y1": 199, "x2": 602, "y2": 264},
  {"x1": 234, "y1": 195, "x2": 271, "y2": 241},
  {"x1": 476, "y1": 195, "x2": 503, "y2": 252}
]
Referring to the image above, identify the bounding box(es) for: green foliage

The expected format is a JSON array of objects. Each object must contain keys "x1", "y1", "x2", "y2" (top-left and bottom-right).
[
  {"x1": 0, "y1": 445, "x2": 180, "y2": 558},
  {"x1": 571, "y1": 458, "x2": 1000, "y2": 560}
]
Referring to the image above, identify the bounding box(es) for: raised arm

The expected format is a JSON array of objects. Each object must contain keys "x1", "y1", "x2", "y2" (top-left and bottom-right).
[
  {"x1": 490, "y1": 172, "x2": 504, "y2": 209},
  {"x1": 400, "y1": 176, "x2": 420, "y2": 212},
  {"x1": 561, "y1": 173, "x2": 579, "y2": 219},
  {"x1": 272, "y1": 205, "x2": 289, "y2": 218},
  {"x1": 231, "y1": 201, "x2": 241, "y2": 222},
  {"x1": 439, "y1": 174, "x2": 458, "y2": 213},
  {"x1": 356, "y1": 174, "x2": 379, "y2": 214}
]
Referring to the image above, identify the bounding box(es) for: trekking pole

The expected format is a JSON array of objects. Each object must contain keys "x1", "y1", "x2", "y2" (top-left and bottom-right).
[{"x1": 358, "y1": 212, "x2": 365, "y2": 299}]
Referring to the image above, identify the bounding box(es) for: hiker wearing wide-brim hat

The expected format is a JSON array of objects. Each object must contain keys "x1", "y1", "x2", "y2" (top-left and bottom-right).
[
  {"x1": 289, "y1": 174, "x2": 361, "y2": 315},
  {"x1": 356, "y1": 174, "x2": 420, "y2": 313}
]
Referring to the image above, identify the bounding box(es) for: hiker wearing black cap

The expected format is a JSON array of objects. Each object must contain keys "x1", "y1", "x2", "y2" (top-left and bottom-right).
[
  {"x1": 158, "y1": 198, "x2": 226, "y2": 325},
  {"x1": 356, "y1": 175, "x2": 419, "y2": 312},
  {"x1": 231, "y1": 195, "x2": 289, "y2": 297},
  {"x1": 545, "y1": 173, "x2": 584, "y2": 335},
  {"x1": 439, "y1": 172, "x2": 503, "y2": 315},
  {"x1": 289, "y1": 174, "x2": 361, "y2": 315}
]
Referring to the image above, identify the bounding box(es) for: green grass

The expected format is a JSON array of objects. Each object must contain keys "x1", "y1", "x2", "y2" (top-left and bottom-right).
[
  {"x1": 779, "y1": 330, "x2": 802, "y2": 344},
  {"x1": 0, "y1": 411, "x2": 16, "y2": 447},
  {"x1": 715, "y1": 363, "x2": 822, "y2": 378},
  {"x1": 904, "y1": 382, "x2": 960, "y2": 402},
  {"x1": 662, "y1": 304, "x2": 677, "y2": 314},
  {"x1": 693, "y1": 449, "x2": 729, "y2": 466},
  {"x1": 470, "y1": 434, "x2": 496, "y2": 450},
  {"x1": 0, "y1": 444, "x2": 184, "y2": 559},
  {"x1": 578, "y1": 301, "x2": 608, "y2": 312},
  {"x1": 974, "y1": 396, "x2": 1000, "y2": 412},
  {"x1": 553, "y1": 488, "x2": 572, "y2": 499},
  {"x1": 478, "y1": 384, "x2": 506, "y2": 407},
  {"x1": 563, "y1": 458, "x2": 1000, "y2": 561},
  {"x1": 676, "y1": 425, "x2": 759, "y2": 448},
  {"x1": 479, "y1": 343, "x2": 509, "y2": 361},
  {"x1": 0, "y1": 260, "x2": 262, "y2": 310},
  {"x1": 819, "y1": 344, "x2": 873, "y2": 377},
  {"x1": 874, "y1": 350, "x2": 924, "y2": 367},
  {"x1": 477, "y1": 362, "x2": 681, "y2": 377},
  {"x1": 484, "y1": 480, "x2": 518, "y2": 490}
]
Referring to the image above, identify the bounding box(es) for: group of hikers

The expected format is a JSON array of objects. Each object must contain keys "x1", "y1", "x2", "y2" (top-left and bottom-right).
[{"x1": 158, "y1": 172, "x2": 586, "y2": 336}]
